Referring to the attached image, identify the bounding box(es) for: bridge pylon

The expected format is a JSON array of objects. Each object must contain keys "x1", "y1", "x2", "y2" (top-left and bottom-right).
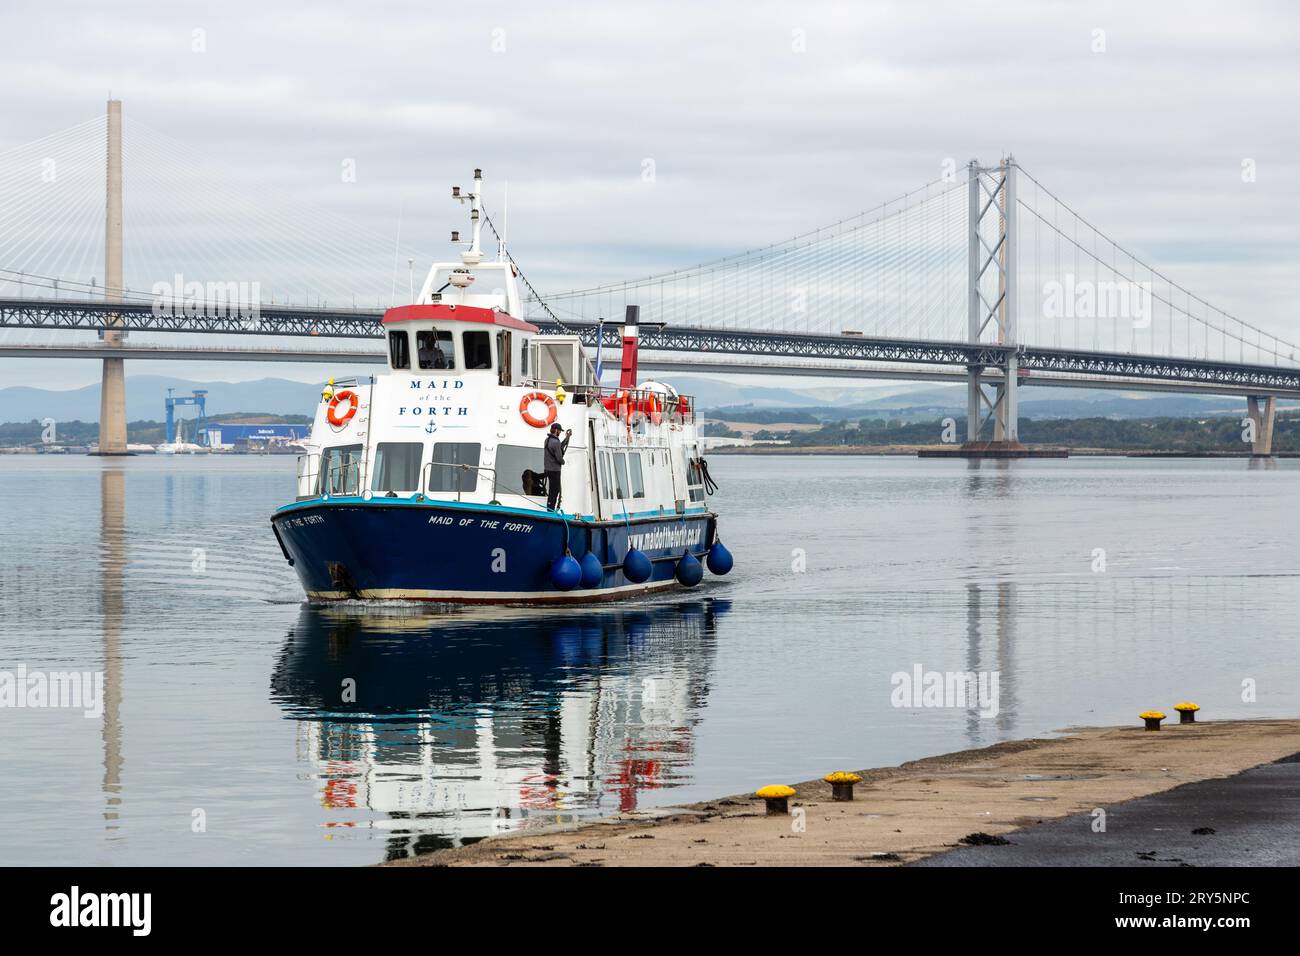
[
  {"x1": 1245, "y1": 395, "x2": 1277, "y2": 456},
  {"x1": 963, "y1": 156, "x2": 1028, "y2": 457},
  {"x1": 93, "y1": 98, "x2": 130, "y2": 456}
]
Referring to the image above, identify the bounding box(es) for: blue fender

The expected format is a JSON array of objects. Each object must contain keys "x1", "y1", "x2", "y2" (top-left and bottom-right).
[
  {"x1": 623, "y1": 548, "x2": 652, "y2": 584},
  {"x1": 675, "y1": 550, "x2": 703, "y2": 587},
  {"x1": 550, "y1": 554, "x2": 582, "y2": 591},
  {"x1": 706, "y1": 540, "x2": 734, "y2": 575},
  {"x1": 579, "y1": 551, "x2": 604, "y2": 589}
]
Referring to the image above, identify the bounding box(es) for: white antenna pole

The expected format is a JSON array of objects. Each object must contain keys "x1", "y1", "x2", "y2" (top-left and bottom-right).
[
  {"x1": 463, "y1": 168, "x2": 484, "y2": 265},
  {"x1": 407, "y1": 257, "x2": 415, "y2": 304},
  {"x1": 499, "y1": 181, "x2": 508, "y2": 261}
]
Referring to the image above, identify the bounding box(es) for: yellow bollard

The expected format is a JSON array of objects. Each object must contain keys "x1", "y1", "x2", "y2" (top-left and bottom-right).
[
  {"x1": 1140, "y1": 710, "x2": 1166, "y2": 731},
  {"x1": 755, "y1": 784, "x2": 795, "y2": 815},
  {"x1": 824, "y1": 771, "x2": 862, "y2": 801}
]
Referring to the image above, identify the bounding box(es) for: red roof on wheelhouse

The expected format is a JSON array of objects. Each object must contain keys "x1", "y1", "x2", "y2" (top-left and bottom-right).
[{"x1": 382, "y1": 303, "x2": 538, "y2": 333}]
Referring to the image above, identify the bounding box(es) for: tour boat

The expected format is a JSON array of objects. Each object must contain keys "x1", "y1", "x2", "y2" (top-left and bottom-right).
[{"x1": 270, "y1": 169, "x2": 732, "y2": 603}]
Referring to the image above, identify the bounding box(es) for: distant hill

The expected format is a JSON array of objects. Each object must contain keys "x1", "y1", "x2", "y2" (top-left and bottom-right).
[
  {"x1": 695, "y1": 380, "x2": 1284, "y2": 422},
  {"x1": 667, "y1": 375, "x2": 913, "y2": 409},
  {"x1": 0, "y1": 375, "x2": 324, "y2": 424},
  {"x1": 3, "y1": 372, "x2": 1291, "y2": 427}
]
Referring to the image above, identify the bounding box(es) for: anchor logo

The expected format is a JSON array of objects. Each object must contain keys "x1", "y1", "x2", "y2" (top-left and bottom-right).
[{"x1": 424, "y1": 421, "x2": 438, "y2": 434}]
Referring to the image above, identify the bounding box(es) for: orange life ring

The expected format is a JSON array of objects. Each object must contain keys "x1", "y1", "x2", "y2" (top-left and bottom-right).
[
  {"x1": 326, "y1": 390, "x2": 359, "y2": 427},
  {"x1": 519, "y1": 391, "x2": 557, "y2": 428},
  {"x1": 648, "y1": 393, "x2": 663, "y2": 425}
]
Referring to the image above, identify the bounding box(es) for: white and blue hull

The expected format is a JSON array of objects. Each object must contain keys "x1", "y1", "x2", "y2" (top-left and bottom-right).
[{"x1": 272, "y1": 498, "x2": 722, "y2": 603}]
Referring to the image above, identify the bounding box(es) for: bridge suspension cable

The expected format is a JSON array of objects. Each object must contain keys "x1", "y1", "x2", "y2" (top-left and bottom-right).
[
  {"x1": 1013, "y1": 163, "x2": 1299, "y2": 366},
  {"x1": 531, "y1": 175, "x2": 971, "y2": 342},
  {"x1": 0, "y1": 113, "x2": 434, "y2": 312},
  {"x1": 2, "y1": 110, "x2": 1296, "y2": 370},
  {"x1": 534, "y1": 162, "x2": 1300, "y2": 369}
]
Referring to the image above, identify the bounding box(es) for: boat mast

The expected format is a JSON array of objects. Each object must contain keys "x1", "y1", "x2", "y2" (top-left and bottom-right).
[
  {"x1": 454, "y1": 168, "x2": 485, "y2": 266},
  {"x1": 497, "y1": 181, "x2": 508, "y2": 262}
]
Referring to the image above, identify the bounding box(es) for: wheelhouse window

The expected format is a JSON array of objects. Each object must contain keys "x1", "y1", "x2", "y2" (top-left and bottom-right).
[
  {"x1": 388, "y1": 330, "x2": 410, "y2": 370},
  {"x1": 416, "y1": 330, "x2": 456, "y2": 370},
  {"x1": 497, "y1": 330, "x2": 513, "y2": 386},
  {"x1": 319, "y1": 444, "x2": 364, "y2": 496},
  {"x1": 496, "y1": 443, "x2": 546, "y2": 497},
  {"x1": 464, "y1": 330, "x2": 492, "y2": 369},
  {"x1": 427, "y1": 442, "x2": 481, "y2": 494},
  {"x1": 628, "y1": 452, "x2": 646, "y2": 498},
  {"x1": 612, "y1": 454, "x2": 629, "y2": 499},
  {"x1": 372, "y1": 442, "x2": 423, "y2": 494}
]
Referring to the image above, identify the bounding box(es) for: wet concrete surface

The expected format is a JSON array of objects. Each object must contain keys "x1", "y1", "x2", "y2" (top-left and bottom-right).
[{"x1": 913, "y1": 753, "x2": 1300, "y2": 867}]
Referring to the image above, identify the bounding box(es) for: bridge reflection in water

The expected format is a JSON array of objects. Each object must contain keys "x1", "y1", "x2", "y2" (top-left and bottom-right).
[{"x1": 270, "y1": 599, "x2": 726, "y2": 861}]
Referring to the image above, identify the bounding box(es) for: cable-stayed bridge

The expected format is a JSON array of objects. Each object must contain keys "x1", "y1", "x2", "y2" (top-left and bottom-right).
[{"x1": 2, "y1": 103, "x2": 1297, "y2": 455}]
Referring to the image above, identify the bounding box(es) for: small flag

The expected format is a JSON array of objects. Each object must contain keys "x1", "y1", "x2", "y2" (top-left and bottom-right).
[{"x1": 594, "y1": 319, "x2": 605, "y2": 382}]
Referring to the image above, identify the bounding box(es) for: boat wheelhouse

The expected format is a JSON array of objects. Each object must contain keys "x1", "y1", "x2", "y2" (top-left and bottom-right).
[{"x1": 270, "y1": 169, "x2": 732, "y2": 603}]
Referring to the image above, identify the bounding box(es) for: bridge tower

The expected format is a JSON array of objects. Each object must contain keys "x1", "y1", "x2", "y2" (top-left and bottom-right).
[
  {"x1": 964, "y1": 156, "x2": 1027, "y2": 456},
  {"x1": 95, "y1": 98, "x2": 129, "y2": 455},
  {"x1": 1245, "y1": 395, "x2": 1277, "y2": 456}
]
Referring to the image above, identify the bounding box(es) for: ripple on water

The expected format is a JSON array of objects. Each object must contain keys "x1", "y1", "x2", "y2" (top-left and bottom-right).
[{"x1": 1, "y1": 454, "x2": 1299, "y2": 864}]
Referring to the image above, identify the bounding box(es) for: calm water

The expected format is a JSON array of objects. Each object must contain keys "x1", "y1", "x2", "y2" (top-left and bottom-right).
[{"x1": 1, "y1": 453, "x2": 1298, "y2": 865}]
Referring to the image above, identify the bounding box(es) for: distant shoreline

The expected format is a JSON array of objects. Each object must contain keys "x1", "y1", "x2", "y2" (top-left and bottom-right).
[
  {"x1": 706, "y1": 445, "x2": 1300, "y2": 458},
  {"x1": 3, "y1": 445, "x2": 1295, "y2": 459}
]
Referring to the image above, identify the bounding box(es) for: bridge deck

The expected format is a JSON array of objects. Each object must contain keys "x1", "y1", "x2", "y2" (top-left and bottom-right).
[{"x1": 3, "y1": 298, "x2": 1300, "y2": 396}]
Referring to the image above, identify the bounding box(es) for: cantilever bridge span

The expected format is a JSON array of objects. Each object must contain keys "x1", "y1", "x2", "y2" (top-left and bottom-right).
[{"x1": 5, "y1": 297, "x2": 1300, "y2": 398}]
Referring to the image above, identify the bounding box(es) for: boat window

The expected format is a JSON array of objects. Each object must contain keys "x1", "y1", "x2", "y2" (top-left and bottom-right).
[
  {"x1": 372, "y1": 442, "x2": 423, "y2": 494},
  {"x1": 612, "y1": 453, "x2": 629, "y2": 500},
  {"x1": 532, "y1": 340, "x2": 579, "y2": 387},
  {"x1": 628, "y1": 452, "x2": 645, "y2": 498},
  {"x1": 388, "y1": 330, "x2": 410, "y2": 370},
  {"x1": 427, "y1": 442, "x2": 481, "y2": 493},
  {"x1": 599, "y1": 451, "x2": 613, "y2": 499},
  {"x1": 520, "y1": 338, "x2": 529, "y2": 379},
  {"x1": 463, "y1": 330, "x2": 492, "y2": 369},
  {"x1": 496, "y1": 443, "x2": 546, "y2": 497},
  {"x1": 686, "y1": 457, "x2": 705, "y2": 503},
  {"x1": 497, "y1": 330, "x2": 512, "y2": 386},
  {"x1": 416, "y1": 330, "x2": 456, "y2": 370},
  {"x1": 319, "y1": 444, "x2": 363, "y2": 496}
]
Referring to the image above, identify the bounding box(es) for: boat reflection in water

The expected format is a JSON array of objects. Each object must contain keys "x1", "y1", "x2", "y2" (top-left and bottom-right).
[{"x1": 270, "y1": 598, "x2": 726, "y2": 861}]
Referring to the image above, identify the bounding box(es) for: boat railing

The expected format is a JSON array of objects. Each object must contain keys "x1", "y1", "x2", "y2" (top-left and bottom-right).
[
  {"x1": 420, "y1": 460, "x2": 565, "y2": 514},
  {"x1": 296, "y1": 452, "x2": 319, "y2": 500},
  {"x1": 321, "y1": 375, "x2": 374, "y2": 389},
  {"x1": 522, "y1": 381, "x2": 697, "y2": 424},
  {"x1": 296, "y1": 452, "x2": 362, "y2": 499},
  {"x1": 295, "y1": 454, "x2": 579, "y2": 513},
  {"x1": 296, "y1": 453, "x2": 522, "y2": 506},
  {"x1": 422, "y1": 460, "x2": 500, "y2": 503}
]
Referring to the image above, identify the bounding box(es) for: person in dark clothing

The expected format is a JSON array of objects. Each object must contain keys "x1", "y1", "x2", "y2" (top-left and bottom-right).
[{"x1": 544, "y1": 422, "x2": 572, "y2": 511}]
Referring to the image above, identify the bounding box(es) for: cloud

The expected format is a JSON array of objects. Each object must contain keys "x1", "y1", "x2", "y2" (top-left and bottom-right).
[{"x1": 1, "y1": 0, "x2": 1298, "y2": 388}]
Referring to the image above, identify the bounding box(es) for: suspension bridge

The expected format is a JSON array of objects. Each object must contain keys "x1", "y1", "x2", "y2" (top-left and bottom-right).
[{"x1": 2, "y1": 102, "x2": 1296, "y2": 455}]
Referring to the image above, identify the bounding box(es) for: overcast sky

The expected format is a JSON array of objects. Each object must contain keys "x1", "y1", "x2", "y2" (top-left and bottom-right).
[{"x1": 2, "y1": 0, "x2": 1299, "y2": 391}]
